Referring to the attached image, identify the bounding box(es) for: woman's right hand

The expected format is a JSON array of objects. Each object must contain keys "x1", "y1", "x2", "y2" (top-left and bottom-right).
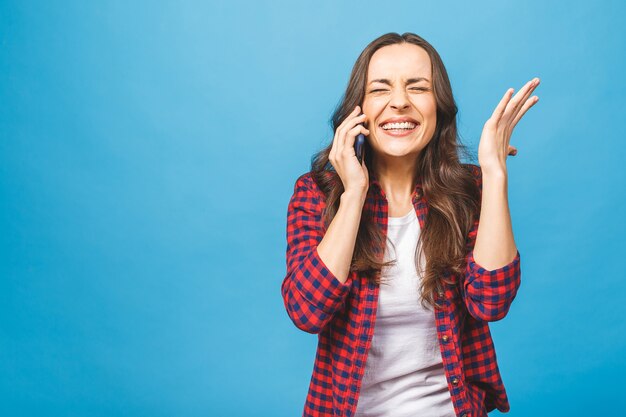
[{"x1": 329, "y1": 105, "x2": 370, "y2": 195}]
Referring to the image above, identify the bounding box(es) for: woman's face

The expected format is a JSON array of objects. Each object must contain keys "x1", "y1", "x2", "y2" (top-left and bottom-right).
[{"x1": 362, "y1": 43, "x2": 437, "y2": 159}]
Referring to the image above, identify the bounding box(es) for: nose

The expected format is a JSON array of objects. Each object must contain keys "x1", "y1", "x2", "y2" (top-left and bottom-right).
[{"x1": 389, "y1": 88, "x2": 410, "y2": 110}]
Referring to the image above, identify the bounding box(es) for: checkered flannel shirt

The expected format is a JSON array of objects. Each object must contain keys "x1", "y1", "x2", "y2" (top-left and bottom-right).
[{"x1": 281, "y1": 164, "x2": 522, "y2": 417}]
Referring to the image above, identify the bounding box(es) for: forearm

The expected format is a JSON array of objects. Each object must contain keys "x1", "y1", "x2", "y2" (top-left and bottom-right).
[
  {"x1": 316, "y1": 190, "x2": 366, "y2": 284},
  {"x1": 473, "y1": 169, "x2": 518, "y2": 271}
]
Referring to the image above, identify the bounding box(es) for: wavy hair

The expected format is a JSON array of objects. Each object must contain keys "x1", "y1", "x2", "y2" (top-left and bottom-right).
[{"x1": 309, "y1": 32, "x2": 481, "y2": 310}]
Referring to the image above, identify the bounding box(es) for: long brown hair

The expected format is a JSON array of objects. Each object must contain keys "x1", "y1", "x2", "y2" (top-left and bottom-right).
[{"x1": 309, "y1": 32, "x2": 480, "y2": 309}]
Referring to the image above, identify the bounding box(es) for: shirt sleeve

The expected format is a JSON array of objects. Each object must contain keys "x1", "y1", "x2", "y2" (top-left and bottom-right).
[
  {"x1": 280, "y1": 173, "x2": 353, "y2": 334},
  {"x1": 459, "y1": 164, "x2": 522, "y2": 322}
]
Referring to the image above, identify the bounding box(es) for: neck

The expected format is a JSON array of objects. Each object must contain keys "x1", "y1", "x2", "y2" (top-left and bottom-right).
[{"x1": 371, "y1": 154, "x2": 421, "y2": 200}]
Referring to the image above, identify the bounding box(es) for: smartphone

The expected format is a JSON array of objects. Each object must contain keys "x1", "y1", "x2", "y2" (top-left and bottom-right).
[{"x1": 355, "y1": 123, "x2": 366, "y2": 165}]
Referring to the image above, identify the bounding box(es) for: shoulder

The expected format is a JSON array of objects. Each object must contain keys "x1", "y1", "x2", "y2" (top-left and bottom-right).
[
  {"x1": 288, "y1": 172, "x2": 327, "y2": 215},
  {"x1": 293, "y1": 171, "x2": 316, "y2": 193},
  {"x1": 293, "y1": 171, "x2": 330, "y2": 197}
]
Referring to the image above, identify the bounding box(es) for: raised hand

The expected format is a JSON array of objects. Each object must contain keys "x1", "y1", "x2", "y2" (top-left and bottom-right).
[{"x1": 478, "y1": 77, "x2": 540, "y2": 175}]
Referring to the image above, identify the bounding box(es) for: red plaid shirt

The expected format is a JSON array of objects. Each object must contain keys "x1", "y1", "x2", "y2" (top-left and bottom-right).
[{"x1": 281, "y1": 164, "x2": 522, "y2": 417}]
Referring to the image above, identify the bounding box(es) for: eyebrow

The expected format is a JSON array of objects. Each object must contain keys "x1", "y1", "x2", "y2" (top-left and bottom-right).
[{"x1": 368, "y1": 77, "x2": 430, "y2": 85}]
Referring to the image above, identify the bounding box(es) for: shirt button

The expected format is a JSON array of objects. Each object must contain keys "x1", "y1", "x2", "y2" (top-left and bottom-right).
[
  {"x1": 451, "y1": 377, "x2": 459, "y2": 385},
  {"x1": 438, "y1": 290, "x2": 444, "y2": 297},
  {"x1": 442, "y1": 335, "x2": 449, "y2": 342}
]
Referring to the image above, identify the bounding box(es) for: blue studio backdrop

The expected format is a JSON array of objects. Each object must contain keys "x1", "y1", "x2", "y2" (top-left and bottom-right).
[{"x1": 1, "y1": 1, "x2": 625, "y2": 416}]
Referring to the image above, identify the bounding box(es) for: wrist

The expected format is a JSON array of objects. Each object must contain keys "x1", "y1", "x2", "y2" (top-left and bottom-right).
[
  {"x1": 480, "y1": 164, "x2": 508, "y2": 179},
  {"x1": 341, "y1": 188, "x2": 367, "y2": 204}
]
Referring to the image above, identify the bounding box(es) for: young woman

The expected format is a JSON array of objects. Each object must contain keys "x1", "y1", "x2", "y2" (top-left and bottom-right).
[{"x1": 281, "y1": 32, "x2": 539, "y2": 417}]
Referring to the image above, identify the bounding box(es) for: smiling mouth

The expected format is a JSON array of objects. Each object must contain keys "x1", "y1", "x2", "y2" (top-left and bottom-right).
[
  {"x1": 379, "y1": 122, "x2": 420, "y2": 137},
  {"x1": 381, "y1": 121, "x2": 419, "y2": 130}
]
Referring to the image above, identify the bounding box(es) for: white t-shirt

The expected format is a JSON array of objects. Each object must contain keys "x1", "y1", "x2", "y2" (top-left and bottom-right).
[{"x1": 354, "y1": 208, "x2": 456, "y2": 417}]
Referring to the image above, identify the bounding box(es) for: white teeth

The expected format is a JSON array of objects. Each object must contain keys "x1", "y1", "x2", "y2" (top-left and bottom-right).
[{"x1": 381, "y1": 121, "x2": 417, "y2": 130}]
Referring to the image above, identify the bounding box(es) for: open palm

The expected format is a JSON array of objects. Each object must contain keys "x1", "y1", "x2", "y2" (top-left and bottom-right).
[{"x1": 478, "y1": 77, "x2": 540, "y2": 175}]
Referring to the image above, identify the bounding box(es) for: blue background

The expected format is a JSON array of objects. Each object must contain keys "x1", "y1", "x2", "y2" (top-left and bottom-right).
[{"x1": 1, "y1": 1, "x2": 624, "y2": 416}]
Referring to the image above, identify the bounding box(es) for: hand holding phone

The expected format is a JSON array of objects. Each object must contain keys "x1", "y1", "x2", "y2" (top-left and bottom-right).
[{"x1": 329, "y1": 106, "x2": 370, "y2": 195}]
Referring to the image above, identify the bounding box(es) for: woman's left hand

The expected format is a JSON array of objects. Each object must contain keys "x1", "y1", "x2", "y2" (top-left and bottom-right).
[{"x1": 478, "y1": 77, "x2": 540, "y2": 175}]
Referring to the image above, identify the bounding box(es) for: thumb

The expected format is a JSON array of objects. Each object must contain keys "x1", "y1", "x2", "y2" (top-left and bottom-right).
[{"x1": 362, "y1": 155, "x2": 369, "y2": 176}]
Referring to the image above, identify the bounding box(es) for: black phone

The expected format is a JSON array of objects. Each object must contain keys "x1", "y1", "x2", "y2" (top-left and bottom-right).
[{"x1": 355, "y1": 123, "x2": 366, "y2": 165}]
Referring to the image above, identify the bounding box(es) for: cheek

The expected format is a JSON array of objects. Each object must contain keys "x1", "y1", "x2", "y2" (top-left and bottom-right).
[
  {"x1": 362, "y1": 98, "x2": 382, "y2": 113},
  {"x1": 412, "y1": 95, "x2": 437, "y2": 114},
  {"x1": 362, "y1": 102, "x2": 383, "y2": 126},
  {"x1": 428, "y1": 95, "x2": 438, "y2": 114}
]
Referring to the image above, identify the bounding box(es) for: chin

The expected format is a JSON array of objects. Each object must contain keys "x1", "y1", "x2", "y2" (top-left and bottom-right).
[{"x1": 374, "y1": 139, "x2": 422, "y2": 156}]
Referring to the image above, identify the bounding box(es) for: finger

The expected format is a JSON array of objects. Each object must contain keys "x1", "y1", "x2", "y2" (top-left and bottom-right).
[
  {"x1": 490, "y1": 88, "x2": 515, "y2": 123},
  {"x1": 337, "y1": 109, "x2": 365, "y2": 134},
  {"x1": 335, "y1": 128, "x2": 344, "y2": 156},
  {"x1": 339, "y1": 105, "x2": 362, "y2": 130},
  {"x1": 332, "y1": 115, "x2": 353, "y2": 162},
  {"x1": 508, "y1": 145, "x2": 518, "y2": 156},
  {"x1": 504, "y1": 78, "x2": 539, "y2": 124},
  {"x1": 510, "y1": 95, "x2": 539, "y2": 128},
  {"x1": 344, "y1": 124, "x2": 370, "y2": 149},
  {"x1": 360, "y1": 140, "x2": 367, "y2": 166},
  {"x1": 510, "y1": 78, "x2": 539, "y2": 119},
  {"x1": 335, "y1": 107, "x2": 359, "y2": 154},
  {"x1": 339, "y1": 113, "x2": 367, "y2": 146}
]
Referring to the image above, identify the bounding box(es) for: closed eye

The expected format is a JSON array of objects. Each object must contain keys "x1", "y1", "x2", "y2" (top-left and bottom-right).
[{"x1": 370, "y1": 88, "x2": 428, "y2": 93}]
